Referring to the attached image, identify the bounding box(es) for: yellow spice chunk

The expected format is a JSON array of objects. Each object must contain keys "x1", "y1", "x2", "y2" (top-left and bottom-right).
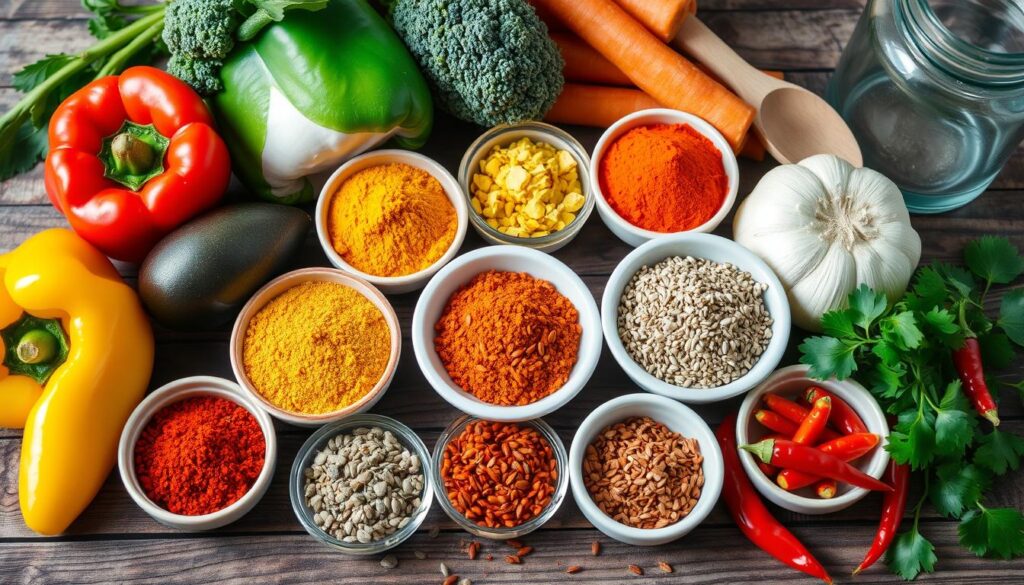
[{"x1": 472, "y1": 137, "x2": 585, "y2": 238}]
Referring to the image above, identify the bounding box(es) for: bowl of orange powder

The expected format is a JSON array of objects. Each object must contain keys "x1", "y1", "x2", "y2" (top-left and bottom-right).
[
  {"x1": 591, "y1": 108, "x2": 740, "y2": 247},
  {"x1": 315, "y1": 150, "x2": 469, "y2": 294},
  {"x1": 412, "y1": 245, "x2": 603, "y2": 422},
  {"x1": 229, "y1": 267, "x2": 402, "y2": 426}
]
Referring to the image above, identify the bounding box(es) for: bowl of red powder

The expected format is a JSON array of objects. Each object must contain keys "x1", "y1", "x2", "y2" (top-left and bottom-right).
[
  {"x1": 591, "y1": 108, "x2": 739, "y2": 247},
  {"x1": 118, "y1": 375, "x2": 276, "y2": 531}
]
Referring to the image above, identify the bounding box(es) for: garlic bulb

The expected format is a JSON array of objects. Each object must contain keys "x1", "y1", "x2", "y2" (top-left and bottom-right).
[{"x1": 733, "y1": 155, "x2": 921, "y2": 332}]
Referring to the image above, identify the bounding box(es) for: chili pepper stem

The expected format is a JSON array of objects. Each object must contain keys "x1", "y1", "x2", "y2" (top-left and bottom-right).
[
  {"x1": 15, "y1": 329, "x2": 58, "y2": 364},
  {"x1": 739, "y1": 439, "x2": 774, "y2": 464}
]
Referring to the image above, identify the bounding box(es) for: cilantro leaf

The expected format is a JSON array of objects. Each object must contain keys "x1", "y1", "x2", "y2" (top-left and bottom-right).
[
  {"x1": 929, "y1": 463, "x2": 988, "y2": 518},
  {"x1": 938, "y1": 263, "x2": 978, "y2": 298},
  {"x1": 979, "y1": 332, "x2": 1015, "y2": 370},
  {"x1": 882, "y1": 311, "x2": 924, "y2": 350},
  {"x1": 887, "y1": 409, "x2": 937, "y2": 470},
  {"x1": 959, "y1": 507, "x2": 1024, "y2": 559},
  {"x1": 849, "y1": 284, "x2": 888, "y2": 331},
  {"x1": 799, "y1": 336, "x2": 857, "y2": 380},
  {"x1": 934, "y1": 381, "x2": 977, "y2": 458},
  {"x1": 999, "y1": 289, "x2": 1024, "y2": 347},
  {"x1": 869, "y1": 362, "x2": 906, "y2": 401},
  {"x1": 820, "y1": 309, "x2": 856, "y2": 339},
  {"x1": 0, "y1": 118, "x2": 49, "y2": 181},
  {"x1": 974, "y1": 429, "x2": 1024, "y2": 476},
  {"x1": 886, "y1": 527, "x2": 937, "y2": 580},
  {"x1": 909, "y1": 265, "x2": 950, "y2": 310},
  {"x1": 965, "y1": 236, "x2": 1024, "y2": 286}
]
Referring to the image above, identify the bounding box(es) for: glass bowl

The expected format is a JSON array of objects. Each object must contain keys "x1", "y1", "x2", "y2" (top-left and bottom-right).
[
  {"x1": 431, "y1": 415, "x2": 569, "y2": 540},
  {"x1": 289, "y1": 414, "x2": 433, "y2": 554},
  {"x1": 458, "y1": 121, "x2": 594, "y2": 253}
]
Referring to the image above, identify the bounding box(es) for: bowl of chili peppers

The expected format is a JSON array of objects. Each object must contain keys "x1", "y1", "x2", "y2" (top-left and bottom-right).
[
  {"x1": 118, "y1": 376, "x2": 277, "y2": 531},
  {"x1": 736, "y1": 365, "x2": 890, "y2": 515}
]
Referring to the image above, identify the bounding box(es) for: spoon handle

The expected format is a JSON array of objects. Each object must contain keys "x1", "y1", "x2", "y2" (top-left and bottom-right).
[{"x1": 673, "y1": 17, "x2": 780, "y2": 105}]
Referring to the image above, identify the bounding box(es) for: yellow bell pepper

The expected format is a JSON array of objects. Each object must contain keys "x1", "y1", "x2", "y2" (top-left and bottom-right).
[{"x1": 0, "y1": 229, "x2": 154, "y2": 535}]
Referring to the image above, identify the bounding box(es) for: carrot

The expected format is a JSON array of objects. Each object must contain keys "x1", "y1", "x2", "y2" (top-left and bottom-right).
[
  {"x1": 552, "y1": 33, "x2": 633, "y2": 87},
  {"x1": 611, "y1": 0, "x2": 696, "y2": 42},
  {"x1": 533, "y1": 0, "x2": 754, "y2": 151},
  {"x1": 545, "y1": 84, "x2": 660, "y2": 127},
  {"x1": 739, "y1": 134, "x2": 767, "y2": 161}
]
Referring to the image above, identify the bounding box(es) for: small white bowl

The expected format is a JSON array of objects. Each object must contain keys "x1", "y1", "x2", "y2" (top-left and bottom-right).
[
  {"x1": 591, "y1": 108, "x2": 739, "y2": 247},
  {"x1": 569, "y1": 394, "x2": 724, "y2": 546},
  {"x1": 230, "y1": 268, "x2": 401, "y2": 427},
  {"x1": 459, "y1": 122, "x2": 594, "y2": 254},
  {"x1": 412, "y1": 245, "x2": 602, "y2": 422},
  {"x1": 315, "y1": 149, "x2": 469, "y2": 294},
  {"x1": 602, "y1": 233, "x2": 790, "y2": 404},
  {"x1": 118, "y1": 376, "x2": 277, "y2": 531},
  {"x1": 737, "y1": 365, "x2": 890, "y2": 515}
]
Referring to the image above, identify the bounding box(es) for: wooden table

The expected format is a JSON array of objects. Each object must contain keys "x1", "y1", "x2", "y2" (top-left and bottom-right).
[{"x1": 2, "y1": 1, "x2": 1023, "y2": 583}]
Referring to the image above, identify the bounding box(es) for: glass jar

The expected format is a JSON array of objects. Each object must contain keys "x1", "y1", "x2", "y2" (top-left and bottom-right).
[{"x1": 828, "y1": 0, "x2": 1024, "y2": 213}]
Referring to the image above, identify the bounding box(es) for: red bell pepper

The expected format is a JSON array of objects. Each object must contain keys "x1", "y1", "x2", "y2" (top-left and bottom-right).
[{"x1": 44, "y1": 66, "x2": 230, "y2": 263}]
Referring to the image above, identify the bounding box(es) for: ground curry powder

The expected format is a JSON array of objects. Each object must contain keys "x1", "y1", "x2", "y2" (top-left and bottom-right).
[
  {"x1": 242, "y1": 281, "x2": 391, "y2": 414},
  {"x1": 327, "y1": 163, "x2": 457, "y2": 277}
]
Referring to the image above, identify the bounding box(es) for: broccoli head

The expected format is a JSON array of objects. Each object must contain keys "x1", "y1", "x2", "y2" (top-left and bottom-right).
[
  {"x1": 166, "y1": 54, "x2": 224, "y2": 97},
  {"x1": 390, "y1": 0, "x2": 564, "y2": 127},
  {"x1": 163, "y1": 0, "x2": 238, "y2": 60}
]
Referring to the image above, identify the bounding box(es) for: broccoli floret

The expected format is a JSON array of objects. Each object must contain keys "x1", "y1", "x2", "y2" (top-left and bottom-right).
[
  {"x1": 390, "y1": 0, "x2": 564, "y2": 127},
  {"x1": 163, "y1": 0, "x2": 237, "y2": 60},
  {"x1": 166, "y1": 54, "x2": 224, "y2": 96}
]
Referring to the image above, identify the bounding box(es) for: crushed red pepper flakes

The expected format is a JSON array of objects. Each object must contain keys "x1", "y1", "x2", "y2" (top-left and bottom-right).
[
  {"x1": 628, "y1": 564, "x2": 644, "y2": 576},
  {"x1": 567, "y1": 565, "x2": 582, "y2": 574}
]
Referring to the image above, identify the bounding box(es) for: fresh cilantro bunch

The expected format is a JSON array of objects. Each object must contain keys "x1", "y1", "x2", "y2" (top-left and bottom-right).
[{"x1": 799, "y1": 236, "x2": 1024, "y2": 580}]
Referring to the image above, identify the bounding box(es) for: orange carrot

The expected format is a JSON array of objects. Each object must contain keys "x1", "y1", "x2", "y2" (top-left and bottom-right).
[
  {"x1": 612, "y1": 0, "x2": 696, "y2": 42},
  {"x1": 545, "y1": 84, "x2": 660, "y2": 127},
  {"x1": 552, "y1": 33, "x2": 633, "y2": 87},
  {"x1": 533, "y1": 0, "x2": 753, "y2": 151}
]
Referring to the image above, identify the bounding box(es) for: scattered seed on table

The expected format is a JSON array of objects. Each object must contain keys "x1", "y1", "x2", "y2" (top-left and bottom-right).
[
  {"x1": 505, "y1": 555, "x2": 521, "y2": 564},
  {"x1": 459, "y1": 579, "x2": 472, "y2": 585},
  {"x1": 506, "y1": 539, "x2": 523, "y2": 549},
  {"x1": 659, "y1": 561, "x2": 674, "y2": 573},
  {"x1": 628, "y1": 564, "x2": 644, "y2": 576},
  {"x1": 516, "y1": 546, "x2": 533, "y2": 557},
  {"x1": 486, "y1": 554, "x2": 494, "y2": 561},
  {"x1": 442, "y1": 576, "x2": 458, "y2": 585},
  {"x1": 591, "y1": 541, "x2": 601, "y2": 556},
  {"x1": 380, "y1": 554, "x2": 398, "y2": 569},
  {"x1": 468, "y1": 541, "x2": 480, "y2": 560},
  {"x1": 429, "y1": 525, "x2": 440, "y2": 538},
  {"x1": 567, "y1": 565, "x2": 582, "y2": 574},
  {"x1": 414, "y1": 551, "x2": 427, "y2": 560},
  {"x1": 440, "y1": 562, "x2": 450, "y2": 577},
  {"x1": 617, "y1": 256, "x2": 772, "y2": 388}
]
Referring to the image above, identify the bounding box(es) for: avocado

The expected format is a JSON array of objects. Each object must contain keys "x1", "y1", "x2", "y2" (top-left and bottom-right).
[{"x1": 140, "y1": 203, "x2": 311, "y2": 330}]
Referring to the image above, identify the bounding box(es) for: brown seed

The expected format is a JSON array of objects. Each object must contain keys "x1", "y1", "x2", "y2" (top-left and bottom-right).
[
  {"x1": 591, "y1": 541, "x2": 601, "y2": 556},
  {"x1": 443, "y1": 577, "x2": 458, "y2": 585},
  {"x1": 566, "y1": 565, "x2": 582, "y2": 574},
  {"x1": 468, "y1": 541, "x2": 480, "y2": 560},
  {"x1": 516, "y1": 546, "x2": 533, "y2": 557},
  {"x1": 505, "y1": 555, "x2": 522, "y2": 565},
  {"x1": 628, "y1": 565, "x2": 644, "y2": 576},
  {"x1": 658, "y1": 561, "x2": 673, "y2": 573},
  {"x1": 506, "y1": 539, "x2": 523, "y2": 549}
]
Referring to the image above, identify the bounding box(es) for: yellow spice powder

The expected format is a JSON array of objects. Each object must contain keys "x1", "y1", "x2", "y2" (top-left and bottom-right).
[
  {"x1": 328, "y1": 163, "x2": 458, "y2": 277},
  {"x1": 242, "y1": 281, "x2": 391, "y2": 414}
]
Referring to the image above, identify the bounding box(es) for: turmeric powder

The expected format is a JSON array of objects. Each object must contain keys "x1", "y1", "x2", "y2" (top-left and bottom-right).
[
  {"x1": 242, "y1": 281, "x2": 391, "y2": 414},
  {"x1": 433, "y1": 271, "x2": 581, "y2": 406},
  {"x1": 327, "y1": 163, "x2": 458, "y2": 277}
]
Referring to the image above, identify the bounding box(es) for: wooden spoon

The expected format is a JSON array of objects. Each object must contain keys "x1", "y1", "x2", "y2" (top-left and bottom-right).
[{"x1": 674, "y1": 17, "x2": 863, "y2": 166}]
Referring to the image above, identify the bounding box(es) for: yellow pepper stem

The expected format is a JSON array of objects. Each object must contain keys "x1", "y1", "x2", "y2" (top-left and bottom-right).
[{"x1": 16, "y1": 329, "x2": 58, "y2": 364}]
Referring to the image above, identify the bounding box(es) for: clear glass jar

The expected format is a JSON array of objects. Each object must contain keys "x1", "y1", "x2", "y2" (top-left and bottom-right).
[{"x1": 828, "y1": 0, "x2": 1024, "y2": 213}]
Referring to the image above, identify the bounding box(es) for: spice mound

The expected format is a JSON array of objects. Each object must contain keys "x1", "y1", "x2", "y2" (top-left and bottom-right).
[
  {"x1": 599, "y1": 123, "x2": 727, "y2": 233},
  {"x1": 327, "y1": 162, "x2": 457, "y2": 277},
  {"x1": 434, "y1": 270, "x2": 582, "y2": 405},
  {"x1": 441, "y1": 420, "x2": 558, "y2": 528},
  {"x1": 583, "y1": 416, "x2": 703, "y2": 529},
  {"x1": 134, "y1": 396, "x2": 265, "y2": 516},
  {"x1": 243, "y1": 281, "x2": 391, "y2": 414},
  {"x1": 471, "y1": 137, "x2": 585, "y2": 238},
  {"x1": 618, "y1": 256, "x2": 772, "y2": 388},
  {"x1": 303, "y1": 426, "x2": 424, "y2": 544}
]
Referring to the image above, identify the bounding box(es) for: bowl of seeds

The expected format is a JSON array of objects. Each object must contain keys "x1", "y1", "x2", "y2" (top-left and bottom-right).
[
  {"x1": 601, "y1": 232, "x2": 791, "y2": 404},
  {"x1": 289, "y1": 414, "x2": 433, "y2": 554},
  {"x1": 569, "y1": 393, "x2": 724, "y2": 546}
]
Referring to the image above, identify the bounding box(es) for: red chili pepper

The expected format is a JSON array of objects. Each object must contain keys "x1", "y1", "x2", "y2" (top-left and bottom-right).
[
  {"x1": 764, "y1": 394, "x2": 810, "y2": 424},
  {"x1": 776, "y1": 433, "x2": 879, "y2": 491},
  {"x1": 742, "y1": 438, "x2": 893, "y2": 492},
  {"x1": 854, "y1": 461, "x2": 910, "y2": 574},
  {"x1": 45, "y1": 66, "x2": 230, "y2": 263},
  {"x1": 805, "y1": 387, "x2": 868, "y2": 434},
  {"x1": 815, "y1": 479, "x2": 837, "y2": 499},
  {"x1": 716, "y1": 414, "x2": 833, "y2": 584},
  {"x1": 953, "y1": 338, "x2": 1000, "y2": 426},
  {"x1": 793, "y1": 396, "x2": 831, "y2": 445},
  {"x1": 756, "y1": 460, "x2": 778, "y2": 477},
  {"x1": 755, "y1": 408, "x2": 840, "y2": 442}
]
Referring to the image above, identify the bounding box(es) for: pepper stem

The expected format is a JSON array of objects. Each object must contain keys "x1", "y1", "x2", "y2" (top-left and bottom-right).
[
  {"x1": 111, "y1": 132, "x2": 156, "y2": 176},
  {"x1": 739, "y1": 439, "x2": 775, "y2": 464},
  {"x1": 99, "y1": 121, "x2": 169, "y2": 191},
  {"x1": 16, "y1": 329, "x2": 57, "y2": 364},
  {"x1": 2, "y1": 313, "x2": 70, "y2": 385}
]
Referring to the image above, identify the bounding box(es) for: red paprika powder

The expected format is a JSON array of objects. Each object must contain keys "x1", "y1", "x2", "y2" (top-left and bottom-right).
[
  {"x1": 134, "y1": 396, "x2": 265, "y2": 516},
  {"x1": 599, "y1": 123, "x2": 728, "y2": 232}
]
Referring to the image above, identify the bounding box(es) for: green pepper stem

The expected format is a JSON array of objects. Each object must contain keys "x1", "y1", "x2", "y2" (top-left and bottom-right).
[
  {"x1": 111, "y1": 132, "x2": 157, "y2": 176},
  {"x1": 738, "y1": 439, "x2": 775, "y2": 464},
  {"x1": 237, "y1": 10, "x2": 275, "y2": 42},
  {"x1": 16, "y1": 329, "x2": 58, "y2": 365}
]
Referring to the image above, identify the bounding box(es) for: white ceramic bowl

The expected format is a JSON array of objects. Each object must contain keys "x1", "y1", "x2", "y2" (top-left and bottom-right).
[
  {"x1": 315, "y1": 149, "x2": 469, "y2": 294},
  {"x1": 590, "y1": 108, "x2": 740, "y2": 247},
  {"x1": 459, "y1": 122, "x2": 594, "y2": 254},
  {"x1": 230, "y1": 268, "x2": 401, "y2": 427},
  {"x1": 737, "y1": 365, "x2": 890, "y2": 515},
  {"x1": 569, "y1": 393, "x2": 724, "y2": 546},
  {"x1": 412, "y1": 245, "x2": 602, "y2": 421},
  {"x1": 602, "y1": 233, "x2": 790, "y2": 404},
  {"x1": 118, "y1": 376, "x2": 277, "y2": 531}
]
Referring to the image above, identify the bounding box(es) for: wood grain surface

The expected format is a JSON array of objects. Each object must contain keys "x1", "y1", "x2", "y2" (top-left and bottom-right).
[{"x1": 0, "y1": 1, "x2": 1022, "y2": 584}]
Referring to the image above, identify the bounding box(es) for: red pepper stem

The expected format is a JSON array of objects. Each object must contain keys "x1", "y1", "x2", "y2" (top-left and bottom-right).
[
  {"x1": 739, "y1": 439, "x2": 775, "y2": 464},
  {"x1": 111, "y1": 132, "x2": 156, "y2": 176},
  {"x1": 100, "y1": 121, "x2": 169, "y2": 191}
]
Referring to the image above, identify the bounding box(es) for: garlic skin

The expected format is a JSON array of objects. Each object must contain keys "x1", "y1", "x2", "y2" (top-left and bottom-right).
[{"x1": 733, "y1": 155, "x2": 921, "y2": 332}]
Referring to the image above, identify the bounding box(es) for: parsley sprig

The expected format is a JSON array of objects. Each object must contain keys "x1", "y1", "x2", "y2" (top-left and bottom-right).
[{"x1": 799, "y1": 236, "x2": 1024, "y2": 580}]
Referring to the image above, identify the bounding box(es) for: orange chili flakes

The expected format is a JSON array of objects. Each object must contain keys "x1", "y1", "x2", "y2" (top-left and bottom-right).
[{"x1": 441, "y1": 420, "x2": 558, "y2": 528}]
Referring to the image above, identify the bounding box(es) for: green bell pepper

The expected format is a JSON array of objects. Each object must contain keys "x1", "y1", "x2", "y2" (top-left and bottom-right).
[{"x1": 212, "y1": 0, "x2": 433, "y2": 204}]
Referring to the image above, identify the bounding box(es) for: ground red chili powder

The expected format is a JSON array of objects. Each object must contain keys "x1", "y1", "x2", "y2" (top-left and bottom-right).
[
  {"x1": 134, "y1": 396, "x2": 265, "y2": 516},
  {"x1": 599, "y1": 123, "x2": 728, "y2": 232}
]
